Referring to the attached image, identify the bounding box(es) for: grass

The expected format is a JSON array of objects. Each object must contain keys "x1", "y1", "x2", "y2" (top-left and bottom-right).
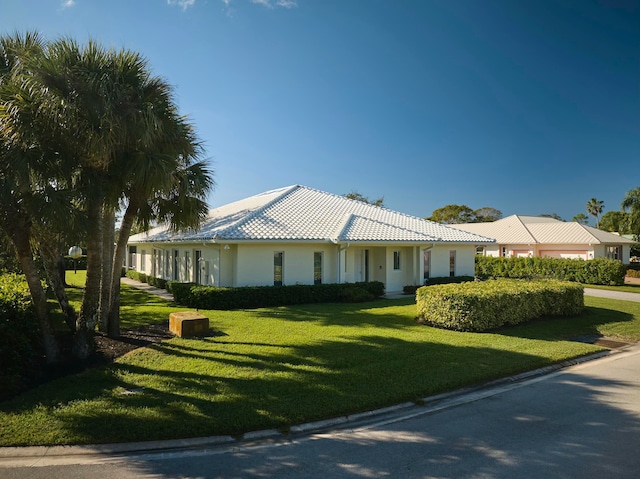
[{"x1": 2, "y1": 274, "x2": 640, "y2": 446}]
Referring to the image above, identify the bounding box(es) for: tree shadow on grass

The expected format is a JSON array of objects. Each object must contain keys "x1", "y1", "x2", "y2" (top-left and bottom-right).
[{"x1": 0, "y1": 331, "x2": 595, "y2": 446}]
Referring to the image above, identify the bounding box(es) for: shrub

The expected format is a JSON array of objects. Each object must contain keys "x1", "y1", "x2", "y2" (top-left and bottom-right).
[
  {"x1": 169, "y1": 281, "x2": 385, "y2": 309},
  {"x1": 626, "y1": 269, "x2": 640, "y2": 278},
  {"x1": 0, "y1": 273, "x2": 42, "y2": 400},
  {"x1": 475, "y1": 256, "x2": 626, "y2": 286},
  {"x1": 126, "y1": 270, "x2": 148, "y2": 284},
  {"x1": 404, "y1": 276, "x2": 475, "y2": 295},
  {"x1": 146, "y1": 276, "x2": 167, "y2": 290},
  {"x1": 416, "y1": 279, "x2": 584, "y2": 332}
]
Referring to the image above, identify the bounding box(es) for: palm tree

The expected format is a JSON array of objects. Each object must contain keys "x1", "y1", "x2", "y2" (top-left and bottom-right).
[
  {"x1": 586, "y1": 198, "x2": 604, "y2": 228},
  {"x1": 622, "y1": 187, "x2": 640, "y2": 236},
  {"x1": 0, "y1": 31, "x2": 60, "y2": 362}
]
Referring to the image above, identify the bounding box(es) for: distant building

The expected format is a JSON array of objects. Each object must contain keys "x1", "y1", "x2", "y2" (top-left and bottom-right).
[{"x1": 453, "y1": 215, "x2": 635, "y2": 263}]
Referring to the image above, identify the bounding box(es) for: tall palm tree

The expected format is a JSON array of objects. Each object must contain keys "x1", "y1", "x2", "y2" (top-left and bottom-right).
[
  {"x1": 586, "y1": 198, "x2": 604, "y2": 228},
  {"x1": 0, "y1": 31, "x2": 61, "y2": 362}
]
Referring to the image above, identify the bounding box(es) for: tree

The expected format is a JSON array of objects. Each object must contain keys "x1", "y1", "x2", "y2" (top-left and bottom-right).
[
  {"x1": 427, "y1": 204, "x2": 475, "y2": 224},
  {"x1": 598, "y1": 211, "x2": 630, "y2": 233},
  {"x1": 0, "y1": 31, "x2": 60, "y2": 362},
  {"x1": 572, "y1": 213, "x2": 589, "y2": 225},
  {"x1": 344, "y1": 191, "x2": 384, "y2": 207},
  {"x1": 586, "y1": 198, "x2": 604, "y2": 228},
  {"x1": 621, "y1": 187, "x2": 640, "y2": 236},
  {"x1": 473, "y1": 207, "x2": 502, "y2": 223},
  {"x1": 1, "y1": 33, "x2": 214, "y2": 357}
]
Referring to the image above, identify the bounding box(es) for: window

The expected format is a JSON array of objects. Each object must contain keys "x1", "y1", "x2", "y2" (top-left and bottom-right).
[
  {"x1": 475, "y1": 246, "x2": 485, "y2": 256},
  {"x1": 274, "y1": 252, "x2": 284, "y2": 286},
  {"x1": 314, "y1": 252, "x2": 323, "y2": 285},
  {"x1": 140, "y1": 249, "x2": 146, "y2": 272},
  {"x1": 195, "y1": 250, "x2": 202, "y2": 284},
  {"x1": 184, "y1": 251, "x2": 191, "y2": 282},
  {"x1": 501, "y1": 246, "x2": 507, "y2": 258},
  {"x1": 165, "y1": 251, "x2": 170, "y2": 278},
  {"x1": 423, "y1": 250, "x2": 431, "y2": 283},
  {"x1": 129, "y1": 246, "x2": 137, "y2": 269},
  {"x1": 606, "y1": 246, "x2": 621, "y2": 260},
  {"x1": 393, "y1": 251, "x2": 401, "y2": 270},
  {"x1": 449, "y1": 250, "x2": 456, "y2": 277},
  {"x1": 173, "y1": 250, "x2": 179, "y2": 280}
]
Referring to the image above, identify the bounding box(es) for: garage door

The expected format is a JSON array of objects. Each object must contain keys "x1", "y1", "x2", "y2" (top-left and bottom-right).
[{"x1": 540, "y1": 250, "x2": 588, "y2": 260}]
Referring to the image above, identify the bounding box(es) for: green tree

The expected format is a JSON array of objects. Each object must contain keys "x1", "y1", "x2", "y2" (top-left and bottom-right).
[
  {"x1": 621, "y1": 187, "x2": 640, "y2": 236},
  {"x1": 599, "y1": 211, "x2": 630, "y2": 233},
  {"x1": 344, "y1": 191, "x2": 385, "y2": 207},
  {"x1": 427, "y1": 204, "x2": 475, "y2": 224},
  {"x1": 1, "y1": 33, "x2": 214, "y2": 357},
  {"x1": 586, "y1": 198, "x2": 604, "y2": 228},
  {"x1": 473, "y1": 207, "x2": 502, "y2": 222},
  {"x1": 572, "y1": 213, "x2": 589, "y2": 225}
]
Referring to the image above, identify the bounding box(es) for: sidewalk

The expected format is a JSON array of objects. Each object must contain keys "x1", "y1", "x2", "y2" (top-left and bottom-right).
[{"x1": 120, "y1": 277, "x2": 174, "y2": 301}]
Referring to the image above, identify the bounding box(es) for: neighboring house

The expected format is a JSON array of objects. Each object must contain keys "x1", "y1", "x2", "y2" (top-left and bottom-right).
[
  {"x1": 127, "y1": 185, "x2": 494, "y2": 292},
  {"x1": 453, "y1": 215, "x2": 636, "y2": 263}
]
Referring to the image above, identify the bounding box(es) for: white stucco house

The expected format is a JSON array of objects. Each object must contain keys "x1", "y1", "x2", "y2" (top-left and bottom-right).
[
  {"x1": 126, "y1": 185, "x2": 494, "y2": 292},
  {"x1": 453, "y1": 215, "x2": 636, "y2": 263}
]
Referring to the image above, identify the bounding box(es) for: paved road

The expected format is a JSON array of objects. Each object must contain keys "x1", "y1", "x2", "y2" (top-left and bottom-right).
[
  {"x1": 3, "y1": 345, "x2": 640, "y2": 479},
  {"x1": 584, "y1": 287, "x2": 640, "y2": 302}
]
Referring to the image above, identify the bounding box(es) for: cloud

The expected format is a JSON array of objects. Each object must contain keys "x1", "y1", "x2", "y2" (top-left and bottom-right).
[
  {"x1": 249, "y1": 0, "x2": 298, "y2": 8},
  {"x1": 61, "y1": 0, "x2": 75, "y2": 8},
  {"x1": 167, "y1": 0, "x2": 196, "y2": 10}
]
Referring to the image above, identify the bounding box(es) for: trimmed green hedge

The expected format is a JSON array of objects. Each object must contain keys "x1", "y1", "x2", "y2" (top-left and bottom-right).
[
  {"x1": 403, "y1": 276, "x2": 475, "y2": 294},
  {"x1": 167, "y1": 281, "x2": 386, "y2": 309},
  {"x1": 0, "y1": 274, "x2": 41, "y2": 400},
  {"x1": 475, "y1": 256, "x2": 626, "y2": 286},
  {"x1": 126, "y1": 269, "x2": 148, "y2": 284},
  {"x1": 416, "y1": 279, "x2": 584, "y2": 332}
]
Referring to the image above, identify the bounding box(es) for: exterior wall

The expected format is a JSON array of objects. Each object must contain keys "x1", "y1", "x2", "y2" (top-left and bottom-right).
[
  {"x1": 127, "y1": 241, "x2": 480, "y2": 292},
  {"x1": 234, "y1": 243, "x2": 338, "y2": 287}
]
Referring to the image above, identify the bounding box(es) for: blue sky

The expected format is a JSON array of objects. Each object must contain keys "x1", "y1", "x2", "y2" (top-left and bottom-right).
[{"x1": 1, "y1": 0, "x2": 639, "y2": 223}]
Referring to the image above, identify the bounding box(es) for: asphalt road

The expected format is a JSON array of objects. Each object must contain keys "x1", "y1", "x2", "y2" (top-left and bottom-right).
[{"x1": 3, "y1": 345, "x2": 640, "y2": 479}]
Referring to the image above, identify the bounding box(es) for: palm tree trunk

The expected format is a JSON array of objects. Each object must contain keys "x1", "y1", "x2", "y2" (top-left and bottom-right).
[
  {"x1": 107, "y1": 200, "x2": 140, "y2": 338},
  {"x1": 99, "y1": 208, "x2": 115, "y2": 332},
  {"x1": 40, "y1": 241, "x2": 77, "y2": 332},
  {"x1": 74, "y1": 200, "x2": 102, "y2": 359},
  {"x1": 6, "y1": 221, "x2": 60, "y2": 363}
]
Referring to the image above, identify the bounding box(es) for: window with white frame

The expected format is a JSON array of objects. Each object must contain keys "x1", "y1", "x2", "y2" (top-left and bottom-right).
[
  {"x1": 140, "y1": 249, "x2": 146, "y2": 272},
  {"x1": 423, "y1": 250, "x2": 431, "y2": 283},
  {"x1": 314, "y1": 252, "x2": 322, "y2": 285}
]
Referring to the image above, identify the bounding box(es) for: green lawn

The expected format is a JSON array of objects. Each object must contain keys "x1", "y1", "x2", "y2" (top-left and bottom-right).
[{"x1": 2, "y1": 275, "x2": 640, "y2": 446}]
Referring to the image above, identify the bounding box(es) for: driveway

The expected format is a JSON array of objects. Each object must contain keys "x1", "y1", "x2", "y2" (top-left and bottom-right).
[{"x1": 584, "y1": 287, "x2": 640, "y2": 302}]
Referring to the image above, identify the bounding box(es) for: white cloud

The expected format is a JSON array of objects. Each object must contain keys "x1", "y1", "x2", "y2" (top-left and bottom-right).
[
  {"x1": 167, "y1": 0, "x2": 196, "y2": 11},
  {"x1": 250, "y1": 0, "x2": 297, "y2": 8},
  {"x1": 61, "y1": 0, "x2": 75, "y2": 8}
]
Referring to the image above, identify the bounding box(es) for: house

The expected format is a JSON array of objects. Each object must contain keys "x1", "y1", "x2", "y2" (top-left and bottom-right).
[
  {"x1": 126, "y1": 185, "x2": 495, "y2": 292},
  {"x1": 452, "y1": 215, "x2": 636, "y2": 263}
]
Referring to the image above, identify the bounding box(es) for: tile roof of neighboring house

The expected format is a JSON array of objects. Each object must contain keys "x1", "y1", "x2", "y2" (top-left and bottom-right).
[
  {"x1": 453, "y1": 215, "x2": 636, "y2": 245},
  {"x1": 129, "y1": 185, "x2": 495, "y2": 245}
]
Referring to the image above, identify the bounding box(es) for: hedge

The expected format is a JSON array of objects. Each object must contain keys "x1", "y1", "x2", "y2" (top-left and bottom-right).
[
  {"x1": 403, "y1": 276, "x2": 475, "y2": 295},
  {"x1": 167, "y1": 281, "x2": 386, "y2": 309},
  {"x1": 416, "y1": 279, "x2": 584, "y2": 332},
  {"x1": 0, "y1": 274, "x2": 41, "y2": 400},
  {"x1": 475, "y1": 256, "x2": 626, "y2": 286}
]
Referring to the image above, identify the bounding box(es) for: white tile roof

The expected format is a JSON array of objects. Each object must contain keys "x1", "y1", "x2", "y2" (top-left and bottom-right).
[
  {"x1": 453, "y1": 215, "x2": 636, "y2": 245},
  {"x1": 129, "y1": 185, "x2": 495, "y2": 245}
]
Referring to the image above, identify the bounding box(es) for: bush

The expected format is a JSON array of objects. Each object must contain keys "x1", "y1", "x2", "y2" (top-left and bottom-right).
[
  {"x1": 126, "y1": 270, "x2": 148, "y2": 284},
  {"x1": 627, "y1": 269, "x2": 640, "y2": 278},
  {"x1": 416, "y1": 279, "x2": 584, "y2": 332},
  {"x1": 0, "y1": 273, "x2": 42, "y2": 400},
  {"x1": 146, "y1": 276, "x2": 167, "y2": 290},
  {"x1": 168, "y1": 281, "x2": 385, "y2": 309},
  {"x1": 475, "y1": 256, "x2": 626, "y2": 286}
]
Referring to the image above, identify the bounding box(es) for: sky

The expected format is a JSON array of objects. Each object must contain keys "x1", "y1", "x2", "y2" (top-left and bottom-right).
[{"x1": 1, "y1": 0, "x2": 639, "y2": 224}]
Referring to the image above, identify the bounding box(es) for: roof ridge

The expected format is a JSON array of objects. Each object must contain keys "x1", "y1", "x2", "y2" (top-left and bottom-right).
[
  {"x1": 212, "y1": 185, "x2": 300, "y2": 239},
  {"x1": 513, "y1": 215, "x2": 538, "y2": 244}
]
